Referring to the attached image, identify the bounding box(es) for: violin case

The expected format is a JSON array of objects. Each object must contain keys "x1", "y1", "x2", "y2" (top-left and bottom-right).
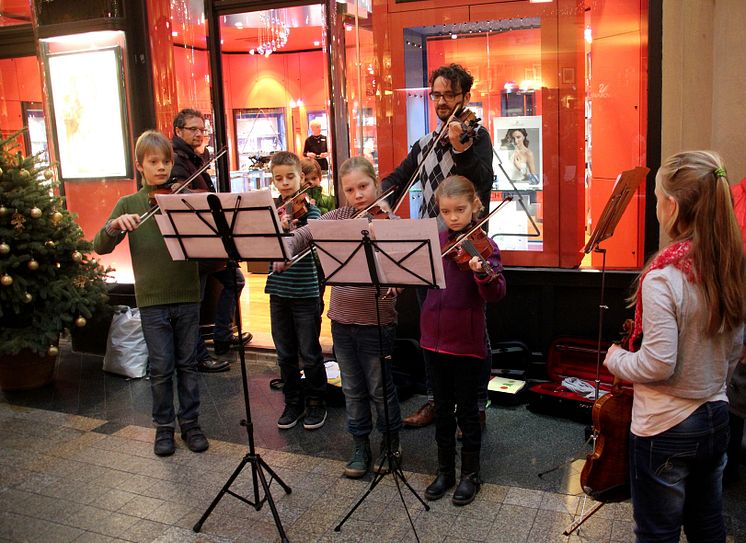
[{"x1": 527, "y1": 337, "x2": 616, "y2": 423}]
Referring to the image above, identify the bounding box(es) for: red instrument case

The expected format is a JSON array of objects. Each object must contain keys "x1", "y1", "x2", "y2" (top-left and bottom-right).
[{"x1": 527, "y1": 337, "x2": 617, "y2": 423}]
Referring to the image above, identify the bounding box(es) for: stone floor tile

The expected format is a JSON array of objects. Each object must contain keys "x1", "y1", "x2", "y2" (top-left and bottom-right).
[
  {"x1": 142, "y1": 501, "x2": 194, "y2": 525},
  {"x1": 117, "y1": 495, "x2": 166, "y2": 519},
  {"x1": 565, "y1": 512, "x2": 613, "y2": 542},
  {"x1": 72, "y1": 532, "x2": 129, "y2": 543},
  {"x1": 447, "y1": 513, "x2": 494, "y2": 542},
  {"x1": 503, "y1": 486, "x2": 545, "y2": 508},
  {"x1": 527, "y1": 509, "x2": 577, "y2": 543},
  {"x1": 118, "y1": 518, "x2": 171, "y2": 543},
  {"x1": 486, "y1": 504, "x2": 537, "y2": 543},
  {"x1": 610, "y1": 519, "x2": 635, "y2": 542},
  {"x1": 539, "y1": 492, "x2": 581, "y2": 515}
]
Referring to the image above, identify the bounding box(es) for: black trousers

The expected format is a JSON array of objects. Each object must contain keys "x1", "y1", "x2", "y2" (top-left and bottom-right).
[{"x1": 428, "y1": 351, "x2": 482, "y2": 453}]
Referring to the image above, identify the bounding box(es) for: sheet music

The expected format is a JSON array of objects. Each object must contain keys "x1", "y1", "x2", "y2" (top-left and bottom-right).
[
  {"x1": 308, "y1": 218, "x2": 445, "y2": 288},
  {"x1": 369, "y1": 218, "x2": 445, "y2": 288},
  {"x1": 154, "y1": 189, "x2": 290, "y2": 261}
]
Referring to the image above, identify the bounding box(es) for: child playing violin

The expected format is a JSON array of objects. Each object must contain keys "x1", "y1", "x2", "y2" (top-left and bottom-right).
[
  {"x1": 275, "y1": 156, "x2": 402, "y2": 479},
  {"x1": 422, "y1": 175, "x2": 506, "y2": 506},
  {"x1": 93, "y1": 130, "x2": 208, "y2": 457},
  {"x1": 604, "y1": 151, "x2": 745, "y2": 542},
  {"x1": 267, "y1": 152, "x2": 327, "y2": 431}
]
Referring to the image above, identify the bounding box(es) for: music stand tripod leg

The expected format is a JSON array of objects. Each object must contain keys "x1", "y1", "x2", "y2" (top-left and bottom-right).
[
  {"x1": 191, "y1": 252, "x2": 291, "y2": 542},
  {"x1": 334, "y1": 262, "x2": 430, "y2": 537}
]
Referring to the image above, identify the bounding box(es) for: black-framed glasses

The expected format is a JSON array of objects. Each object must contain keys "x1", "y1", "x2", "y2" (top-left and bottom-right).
[
  {"x1": 181, "y1": 126, "x2": 208, "y2": 134},
  {"x1": 429, "y1": 92, "x2": 463, "y2": 102}
]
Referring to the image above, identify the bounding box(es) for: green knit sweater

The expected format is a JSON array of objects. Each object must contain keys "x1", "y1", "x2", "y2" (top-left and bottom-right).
[{"x1": 93, "y1": 187, "x2": 200, "y2": 308}]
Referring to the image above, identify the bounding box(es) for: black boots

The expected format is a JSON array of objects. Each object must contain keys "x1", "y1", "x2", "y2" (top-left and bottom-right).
[
  {"x1": 425, "y1": 447, "x2": 456, "y2": 500},
  {"x1": 452, "y1": 450, "x2": 481, "y2": 506}
]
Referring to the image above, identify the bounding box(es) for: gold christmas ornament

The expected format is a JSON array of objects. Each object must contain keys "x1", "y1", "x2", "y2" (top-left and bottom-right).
[
  {"x1": 19, "y1": 169, "x2": 30, "y2": 179},
  {"x1": 0, "y1": 166, "x2": 3, "y2": 176},
  {"x1": 47, "y1": 345, "x2": 59, "y2": 357},
  {"x1": 0, "y1": 206, "x2": 7, "y2": 216},
  {"x1": 45, "y1": 240, "x2": 55, "y2": 249},
  {"x1": 23, "y1": 292, "x2": 32, "y2": 303},
  {"x1": 1, "y1": 274, "x2": 12, "y2": 286},
  {"x1": 74, "y1": 316, "x2": 87, "y2": 328},
  {"x1": 51, "y1": 211, "x2": 63, "y2": 224},
  {"x1": 0, "y1": 242, "x2": 9, "y2": 254},
  {"x1": 72, "y1": 251, "x2": 83, "y2": 263},
  {"x1": 27, "y1": 259, "x2": 39, "y2": 271},
  {"x1": 90, "y1": 258, "x2": 97, "y2": 266},
  {"x1": 30, "y1": 207, "x2": 42, "y2": 219},
  {"x1": 44, "y1": 169, "x2": 54, "y2": 180},
  {"x1": 55, "y1": 262, "x2": 61, "y2": 269}
]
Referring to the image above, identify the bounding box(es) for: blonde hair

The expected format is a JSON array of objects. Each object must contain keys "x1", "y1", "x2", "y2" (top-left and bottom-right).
[
  {"x1": 635, "y1": 150, "x2": 746, "y2": 335},
  {"x1": 435, "y1": 175, "x2": 484, "y2": 216},
  {"x1": 338, "y1": 156, "x2": 379, "y2": 187},
  {"x1": 300, "y1": 157, "x2": 322, "y2": 178},
  {"x1": 135, "y1": 130, "x2": 172, "y2": 164}
]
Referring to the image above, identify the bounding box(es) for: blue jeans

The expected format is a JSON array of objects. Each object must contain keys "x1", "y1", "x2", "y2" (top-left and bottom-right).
[
  {"x1": 195, "y1": 266, "x2": 245, "y2": 361},
  {"x1": 270, "y1": 295, "x2": 326, "y2": 406},
  {"x1": 630, "y1": 400, "x2": 729, "y2": 543},
  {"x1": 140, "y1": 303, "x2": 201, "y2": 427},
  {"x1": 332, "y1": 322, "x2": 402, "y2": 437}
]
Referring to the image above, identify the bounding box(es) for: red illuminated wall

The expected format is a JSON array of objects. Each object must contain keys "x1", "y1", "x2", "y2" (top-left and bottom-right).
[
  {"x1": 0, "y1": 56, "x2": 42, "y2": 150},
  {"x1": 588, "y1": 0, "x2": 647, "y2": 268}
]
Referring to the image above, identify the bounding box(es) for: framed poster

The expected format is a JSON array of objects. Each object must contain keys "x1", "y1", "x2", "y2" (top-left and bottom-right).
[
  {"x1": 493, "y1": 115, "x2": 542, "y2": 191},
  {"x1": 45, "y1": 46, "x2": 132, "y2": 181}
]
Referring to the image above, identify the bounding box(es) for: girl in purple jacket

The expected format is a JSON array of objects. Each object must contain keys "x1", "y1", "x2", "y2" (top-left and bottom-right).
[{"x1": 422, "y1": 175, "x2": 506, "y2": 506}]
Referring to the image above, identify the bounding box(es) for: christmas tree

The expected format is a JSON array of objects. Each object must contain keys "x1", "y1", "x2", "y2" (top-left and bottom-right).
[{"x1": 0, "y1": 129, "x2": 110, "y2": 357}]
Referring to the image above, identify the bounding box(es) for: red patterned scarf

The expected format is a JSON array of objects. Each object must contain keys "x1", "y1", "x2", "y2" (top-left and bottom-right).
[{"x1": 629, "y1": 240, "x2": 696, "y2": 351}]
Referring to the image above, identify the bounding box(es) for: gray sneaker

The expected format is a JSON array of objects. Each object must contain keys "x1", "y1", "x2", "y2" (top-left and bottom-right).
[
  {"x1": 343, "y1": 437, "x2": 371, "y2": 479},
  {"x1": 303, "y1": 405, "x2": 327, "y2": 430},
  {"x1": 277, "y1": 404, "x2": 305, "y2": 429}
]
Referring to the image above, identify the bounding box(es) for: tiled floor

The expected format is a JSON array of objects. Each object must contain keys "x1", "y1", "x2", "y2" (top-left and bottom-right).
[{"x1": 1, "y1": 341, "x2": 744, "y2": 542}]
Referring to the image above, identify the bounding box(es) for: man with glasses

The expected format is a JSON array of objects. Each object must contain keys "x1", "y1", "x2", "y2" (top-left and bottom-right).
[
  {"x1": 171, "y1": 109, "x2": 251, "y2": 373},
  {"x1": 381, "y1": 64, "x2": 494, "y2": 429}
]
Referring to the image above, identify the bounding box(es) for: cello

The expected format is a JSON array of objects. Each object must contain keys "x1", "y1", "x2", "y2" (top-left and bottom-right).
[
  {"x1": 579, "y1": 319, "x2": 634, "y2": 502},
  {"x1": 563, "y1": 321, "x2": 634, "y2": 536}
]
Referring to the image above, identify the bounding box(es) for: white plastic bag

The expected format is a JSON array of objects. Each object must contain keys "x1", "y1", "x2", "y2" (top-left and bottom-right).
[{"x1": 103, "y1": 306, "x2": 149, "y2": 378}]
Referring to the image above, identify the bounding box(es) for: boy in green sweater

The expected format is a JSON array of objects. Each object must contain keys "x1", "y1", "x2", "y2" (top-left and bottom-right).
[{"x1": 93, "y1": 130, "x2": 208, "y2": 457}]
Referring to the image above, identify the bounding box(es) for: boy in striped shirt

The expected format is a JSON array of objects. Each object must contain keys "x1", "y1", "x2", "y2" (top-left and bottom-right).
[{"x1": 266, "y1": 152, "x2": 327, "y2": 430}]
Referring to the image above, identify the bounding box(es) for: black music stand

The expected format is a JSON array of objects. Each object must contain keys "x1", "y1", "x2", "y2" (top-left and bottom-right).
[
  {"x1": 308, "y1": 217, "x2": 445, "y2": 542},
  {"x1": 563, "y1": 166, "x2": 648, "y2": 536},
  {"x1": 153, "y1": 190, "x2": 293, "y2": 542}
]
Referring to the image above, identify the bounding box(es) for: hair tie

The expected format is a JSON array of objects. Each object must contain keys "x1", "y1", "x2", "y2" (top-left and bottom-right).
[{"x1": 714, "y1": 166, "x2": 727, "y2": 179}]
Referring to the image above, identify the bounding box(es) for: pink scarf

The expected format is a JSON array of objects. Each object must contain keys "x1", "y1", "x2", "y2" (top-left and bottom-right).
[{"x1": 629, "y1": 240, "x2": 696, "y2": 351}]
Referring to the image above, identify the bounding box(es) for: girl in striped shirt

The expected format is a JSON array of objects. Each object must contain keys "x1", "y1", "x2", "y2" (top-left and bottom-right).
[{"x1": 276, "y1": 156, "x2": 402, "y2": 478}]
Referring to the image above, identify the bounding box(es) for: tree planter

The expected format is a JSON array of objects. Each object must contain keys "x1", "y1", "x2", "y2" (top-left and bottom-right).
[{"x1": 0, "y1": 348, "x2": 58, "y2": 391}]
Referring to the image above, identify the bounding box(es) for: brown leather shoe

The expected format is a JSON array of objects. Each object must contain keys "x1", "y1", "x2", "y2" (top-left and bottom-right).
[{"x1": 403, "y1": 400, "x2": 436, "y2": 428}]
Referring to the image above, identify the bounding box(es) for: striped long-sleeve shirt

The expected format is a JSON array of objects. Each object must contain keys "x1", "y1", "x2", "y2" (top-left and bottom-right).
[
  {"x1": 264, "y1": 203, "x2": 321, "y2": 298},
  {"x1": 289, "y1": 206, "x2": 398, "y2": 325}
]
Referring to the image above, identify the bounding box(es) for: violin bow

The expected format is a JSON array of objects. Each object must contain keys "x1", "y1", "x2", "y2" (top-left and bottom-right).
[
  {"x1": 134, "y1": 147, "x2": 228, "y2": 229},
  {"x1": 441, "y1": 196, "x2": 513, "y2": 258}
]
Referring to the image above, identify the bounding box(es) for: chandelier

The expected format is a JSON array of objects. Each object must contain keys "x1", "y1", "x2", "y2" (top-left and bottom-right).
[{"x1": 249, "y1": 11, "x2": 290, "y2": 57}]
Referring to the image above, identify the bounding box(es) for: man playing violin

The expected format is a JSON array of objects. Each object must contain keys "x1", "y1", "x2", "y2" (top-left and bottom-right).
[
  {"x1": 381, "y1": 64, "x2": 495, "y2": 429},
  {"x1": 381, "y1": 63, "x2": 494, "y2": 221},
  {"x1": 171, "y1": 109, "x2": 250, "y2": 374}
]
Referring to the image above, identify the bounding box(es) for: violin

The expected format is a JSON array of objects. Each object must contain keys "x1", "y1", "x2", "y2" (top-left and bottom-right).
[
  {"x1": 277, "y1": 188, "x2": 310, "y2": 227},
  {"x1": 579, "y1": 320, "x2": 634, "y2": 503},
  {"x1": 128, "y1": 148, "x2": 227, "y2": 232},
  {"x1": 451, "y1": 107, "x2": 481, "y2": 146},
  {"x1": 443, "y1": 227, "x2": 499, "y2": 280}
]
